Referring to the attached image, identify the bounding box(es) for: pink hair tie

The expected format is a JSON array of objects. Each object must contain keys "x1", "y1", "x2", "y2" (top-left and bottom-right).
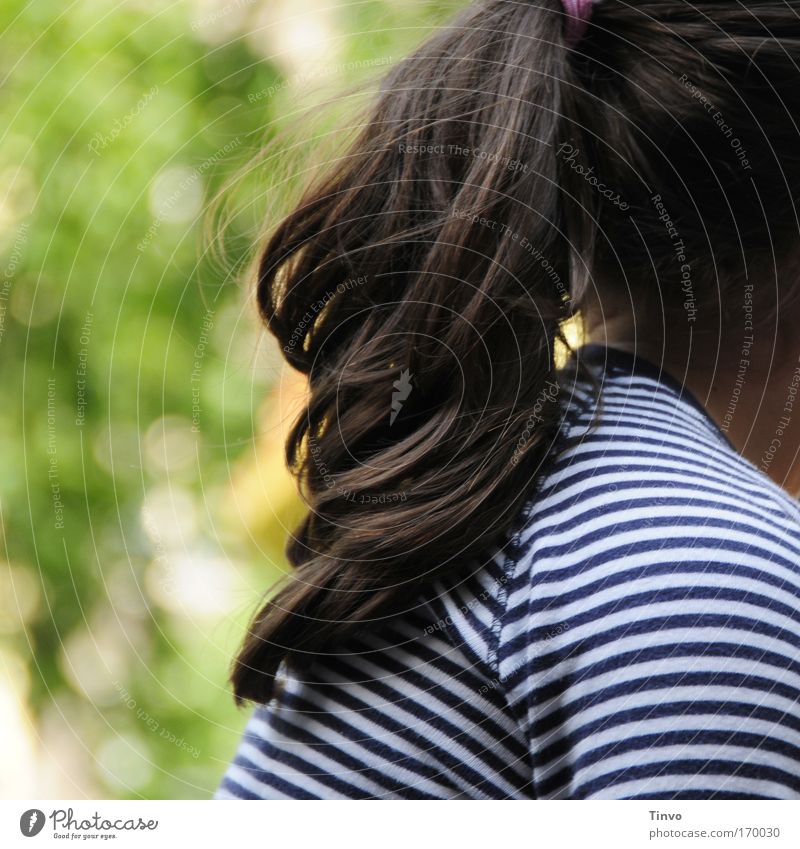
[{"x1": 562, "y1": 0, "x2": 598, "y2": 48}]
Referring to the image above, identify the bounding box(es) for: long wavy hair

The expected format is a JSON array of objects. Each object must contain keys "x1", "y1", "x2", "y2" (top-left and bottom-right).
[{"x1": 232, "y1": 0, "x2": 800, "y2": 704}]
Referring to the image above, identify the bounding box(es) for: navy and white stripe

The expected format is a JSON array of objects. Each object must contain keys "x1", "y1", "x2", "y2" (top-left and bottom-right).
[{"x1": 217, "y1": 345, "x2": 800, "y2": 799}]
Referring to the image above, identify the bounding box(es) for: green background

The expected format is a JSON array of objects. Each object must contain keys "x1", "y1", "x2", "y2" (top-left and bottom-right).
[{"x1": 0, "y1": 0, "x2": 460, "y2": 799}]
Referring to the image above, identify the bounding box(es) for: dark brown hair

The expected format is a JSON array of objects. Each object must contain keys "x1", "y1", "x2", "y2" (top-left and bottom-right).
[{"x1": 232, "y1": 0, "x2": 800, "y2": 703}]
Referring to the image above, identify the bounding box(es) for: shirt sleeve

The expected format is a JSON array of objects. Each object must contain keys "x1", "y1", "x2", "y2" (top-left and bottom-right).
[
  {"x1": 216, "y1": 604, "x2": 532, "y2": 799},
  {"x1": 499, "y1": 525, "x2": 800, "y2": 799}
]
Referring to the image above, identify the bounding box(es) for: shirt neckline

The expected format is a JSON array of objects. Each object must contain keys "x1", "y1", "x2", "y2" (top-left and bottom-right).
[{"x1": 576, "y1": 343, "x2": 738, "y2": 453}]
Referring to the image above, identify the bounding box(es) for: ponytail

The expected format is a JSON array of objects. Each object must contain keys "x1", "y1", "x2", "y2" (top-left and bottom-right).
[{"x1": 232, "y1": 0, "x2": 589, "y2": 704}]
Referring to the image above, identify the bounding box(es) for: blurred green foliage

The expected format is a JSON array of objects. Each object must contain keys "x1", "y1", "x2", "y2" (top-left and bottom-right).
[{"x1": 0, "y1": 0, "x2": 461, "y2": 799}]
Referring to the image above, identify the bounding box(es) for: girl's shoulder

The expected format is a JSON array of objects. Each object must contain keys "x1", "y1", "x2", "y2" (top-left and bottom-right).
[{"x1": 490, "y1": 357, "x2": 800, "y2": 797}]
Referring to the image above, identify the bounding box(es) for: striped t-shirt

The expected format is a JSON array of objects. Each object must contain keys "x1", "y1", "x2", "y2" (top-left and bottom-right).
[{"x1": 217, "y1": 345, "x2": 800, "y2": 799}]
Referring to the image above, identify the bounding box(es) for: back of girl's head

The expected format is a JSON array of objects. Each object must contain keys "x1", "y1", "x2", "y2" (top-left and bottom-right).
[
  {"x1": 233, "y1": 1, "x2": 800, "y2": 704},
  {"x1": 566, "y1": 1, "x2": 800, "y2": 314}
]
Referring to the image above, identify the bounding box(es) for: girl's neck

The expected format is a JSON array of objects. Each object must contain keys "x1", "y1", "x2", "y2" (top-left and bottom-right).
[{"x1": 583, "y1": 300, "x2": 800, "y2": 496}]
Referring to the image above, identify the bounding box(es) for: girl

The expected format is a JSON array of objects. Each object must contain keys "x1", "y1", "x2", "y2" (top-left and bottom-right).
[{"x1": 218, "y1": 0, "x2": 800, "y2": 798}]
